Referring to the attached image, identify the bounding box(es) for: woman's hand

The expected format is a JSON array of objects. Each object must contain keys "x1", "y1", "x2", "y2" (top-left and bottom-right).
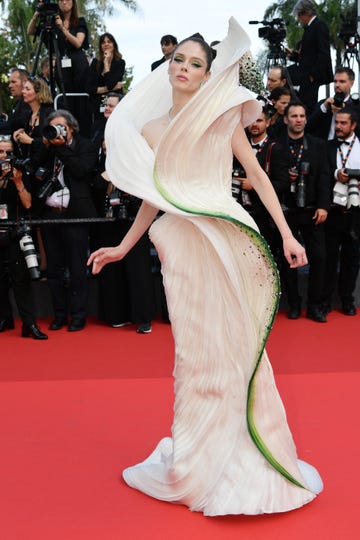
[
  {"x1": 54, "y1": 15, "x2": 63, "y2": 30},
  {"x1": 87, "y1": 245, "x2": 124, "y2": 274},
  {"x1": 283, "y1": 236, "x2": 308, "y2": 269}
]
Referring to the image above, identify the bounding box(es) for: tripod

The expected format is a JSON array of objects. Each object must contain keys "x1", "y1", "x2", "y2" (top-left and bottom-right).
[
  {"x1": 31, "y1": 16, "x2": 69, "y2": 109},
  {"x1": 342, "y1": 37, "x2": 360, "y2": 72}
]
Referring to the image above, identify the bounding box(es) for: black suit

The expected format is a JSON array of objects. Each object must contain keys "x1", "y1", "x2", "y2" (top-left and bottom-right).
[
  {"x1": 287, "y1": 17, "x2": 333, "y2": 113},
  {"x1": 307, "y1": 97, "x2": 360, "y2": 140},
  {"x1": 276, "y1": 132, "x2": 331, "y2": 309},
  {"x1": 233, "y1": 138, "x2": 289, "y2": 252},
  {"x1": 151, "y1": 56, "x2": 166, "y2": 71},
  {"x1": 31, "y1": 134, "x2": 98, "y2": 322},
  {"x1": 323, "y1": 139, "x2": 360, "y2": 307}
]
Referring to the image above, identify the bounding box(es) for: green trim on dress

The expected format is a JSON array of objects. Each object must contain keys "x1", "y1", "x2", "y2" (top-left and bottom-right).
[{"x1": 154, "y1": 167, "x2": 307, "y2": 491}]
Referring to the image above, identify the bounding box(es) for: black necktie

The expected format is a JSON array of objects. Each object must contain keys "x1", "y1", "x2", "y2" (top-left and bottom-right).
[{"x1": 252, "y1": 144, "x2": 261, "y2": 150}]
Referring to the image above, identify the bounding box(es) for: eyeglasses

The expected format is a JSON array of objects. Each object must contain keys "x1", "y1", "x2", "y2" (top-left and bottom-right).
[{"x1": 0, "y1": 135, "x2": 11, "y2": 142}]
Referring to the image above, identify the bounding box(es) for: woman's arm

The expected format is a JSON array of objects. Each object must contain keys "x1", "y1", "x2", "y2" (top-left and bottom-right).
[
  {"x1": 232, "y1": 121, "x2": 307, "y2": 268},
  {"x1": 54, "y1": 15, "x2": 86, "y2": 49},
  {"x1": 27, "y1": 9, "x2": 40, "y2": 35},
  {"x1": 88, "y1": 201, "x2": 159, "y2": 273}
]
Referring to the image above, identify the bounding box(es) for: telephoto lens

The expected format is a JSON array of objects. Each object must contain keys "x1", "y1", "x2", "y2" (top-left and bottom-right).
[
  {"x1": 347, "y1": 178, "x2": 360, "y2": 208},
  {"x1": 19, "y1": 232, "x2": 41, "y2": 280},
  {"x1": 42, "y1": 124, "x2": 67, "y2": 141}
]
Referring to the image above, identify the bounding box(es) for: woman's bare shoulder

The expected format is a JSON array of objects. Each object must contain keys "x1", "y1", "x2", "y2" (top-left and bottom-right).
[{"x1": 141, "y1": 115, "x2": 168, "y2": 149}]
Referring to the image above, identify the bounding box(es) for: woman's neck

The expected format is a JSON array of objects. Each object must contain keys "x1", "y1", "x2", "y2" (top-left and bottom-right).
[
  {"x1": 169, "y1": 91, "x2": 194, "y2": 119},
  {"x1": 30, "y1": 102, "x2": 40, "y2": 115}
]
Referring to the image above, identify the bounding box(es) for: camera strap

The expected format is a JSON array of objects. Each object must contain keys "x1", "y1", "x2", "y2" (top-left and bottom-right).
[
  {"x1": 53, "y1": 157, "x2": 65, "y2": 188},
  {"x1": 264, "y1": 142, "x2": 276, "y2": 175},
  {"x1": 338, "y1": 135, "x2": 356, "y2": 167}
]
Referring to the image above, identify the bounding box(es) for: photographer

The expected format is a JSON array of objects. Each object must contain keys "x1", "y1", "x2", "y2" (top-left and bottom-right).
[
  {"x1": 31, "y1": 109, "x2": 97, "y2": 332},
  {"x1": 277, "y1": 101, "x2": 331, "y2": 321},
  {"x1": 232, "y1": 108, "x2": 289, "y2": 255},
  {"x1": 286, "y1": 0, "x2": 333, "y2": 113},
  {"x1": 0, "y1": 134, "x2": 47, "y2": 339},
  {"x1": 323, "y1": 107, "x2": 360, "y2": 316},
  {"x1": 307, "y1": 67, "x2": 360, "y2": 140},
  {"x1": 28, "y1": 1, "x2": 90, "y2": 133}
]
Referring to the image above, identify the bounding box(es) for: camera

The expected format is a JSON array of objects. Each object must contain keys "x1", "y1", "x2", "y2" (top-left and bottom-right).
[
  {"x1": 333, "y1": 169, "x2": 360, "y2": 208},
  {"x1": 256, "y1": 94, "x2": 277, "y2": 117},
  {"x1": 0, "y1": 155, "x2": 32, "y2": 178},
  {"x1": 250, "y1": 18, "x2": 287, "y2": 46},
  {"x1": 231, "y1": 167, "x2": 246, "y2": 200},
  {"x1": 42, "y1": 124, "x2": 67, "y2": 141},
  {"x1": 338, "y1": 16, "x2": 359, "y2": 49},
  {"x1": 105, "y1": 190, "x2": 130, "y2": 219},
  {"x1": 344, "y1": 169, "x2": 360, "y2": 208},
  {"x1": 37, "y1": 175, "x2": 62, "y2": 200},
  {"x1": 34, "y1": 165, "x2": 61, "y2": 200},
  {"x1": 36, "y1": 1, "x2": 60, "y2": 29},
  {"x1": 296, "y1": 161, "x2": 310, "y2": 208},
  {"x1": 333, "y1": 92, "x2": 346, "y2": 108},
  {"x1": 10, "y1": 222, "x2": 40, "y2": 280}
]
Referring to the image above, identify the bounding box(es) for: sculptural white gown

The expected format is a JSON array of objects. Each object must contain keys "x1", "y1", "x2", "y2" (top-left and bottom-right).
[{"x1": 105, "y1": 18, "x2": 323, "y2": 516}]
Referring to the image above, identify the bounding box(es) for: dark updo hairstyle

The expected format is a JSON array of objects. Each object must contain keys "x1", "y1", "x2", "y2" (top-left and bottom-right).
[{"x1": 172, "y1": 34, "x2": 217, "y2": 72}]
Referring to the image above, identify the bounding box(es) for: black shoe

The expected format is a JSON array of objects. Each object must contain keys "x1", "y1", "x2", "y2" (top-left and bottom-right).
[
  {"x1": 49, "y1": 317, "x2": 68, "y2": 330},
  {"x1": 306, "y1": 305, "x2": 327, "y2": 323},
  {"x1": 21, "y1": 323, "x2": 48, "y2": 340},
  {"x1": 287, "y1": 305, "x2": 301, "y2": 319},
  {"x1": 0, "y1": 318, "x2": 15, "y2": 332},
  {"x1": 342, "y1": 303, "x2": 357, "y2": 316},
  {"x1": 68, "y1": 318, "x2": 86, "y2": 332},
  {"x1": 321, "y1": 303, "x2": 332, "y2": 316},
  {"x1": 136, "y1": 323, "x2": 152, "y2": 334}
]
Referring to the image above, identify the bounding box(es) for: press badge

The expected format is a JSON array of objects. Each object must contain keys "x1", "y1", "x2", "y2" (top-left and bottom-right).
[{"x1": 61, "y1": 56, "x2": 72, "y2": 68}]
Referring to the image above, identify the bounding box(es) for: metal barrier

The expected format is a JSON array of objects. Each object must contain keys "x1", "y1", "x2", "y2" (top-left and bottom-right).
[{"x1": 54, "y1": 93, "x2": 90, "y2": 111}]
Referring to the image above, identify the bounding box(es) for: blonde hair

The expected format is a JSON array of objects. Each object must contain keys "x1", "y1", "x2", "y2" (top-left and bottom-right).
[{"x1": 29, "y1": 77, "x2": 53, "y2": 105}]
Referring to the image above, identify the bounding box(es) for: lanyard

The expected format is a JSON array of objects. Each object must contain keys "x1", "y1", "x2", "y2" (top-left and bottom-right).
[
  {"x1": 338, "y1": 135, "x2": 356, "y2": 167},
  {"x1": 289, "y1": 141, "x2": 304, "y2": 169}
]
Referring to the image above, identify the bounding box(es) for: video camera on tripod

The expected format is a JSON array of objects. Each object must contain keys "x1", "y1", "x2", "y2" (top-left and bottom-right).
[
  {"x1": 249, "y1": 18, "x2": 287, "y2": 51},
  {"x1": 338, "y1": 15, "x2": 359, "y2": 51},
  {"x1": 35, "y1": 0, "x2": 60, "y2": 31}
]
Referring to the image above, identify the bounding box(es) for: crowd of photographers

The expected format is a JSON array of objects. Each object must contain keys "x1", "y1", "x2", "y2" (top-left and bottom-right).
[{"x1": 0, "y1": 0, "x2": 359, "y2": 340}]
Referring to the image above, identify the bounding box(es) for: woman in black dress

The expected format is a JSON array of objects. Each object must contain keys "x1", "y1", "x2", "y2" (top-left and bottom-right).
[{"x1": 86, "y1": 33, "x2": 126, "y2": 123}]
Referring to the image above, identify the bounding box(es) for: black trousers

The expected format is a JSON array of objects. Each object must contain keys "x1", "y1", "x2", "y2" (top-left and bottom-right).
[
  {"x1": 280, "y1": 209, "x2": 326, "y2": 307},
  {"x1": 41, "y1": 209, "x2": 90, "y2": 320},
  {"x1": 322, "y1": 207, "x2": 360, "y2": 306},
  {"x1": 91, "y1": 220, "x2": 154, "y2": 325},
  {"x1": 0, "y1": 239, "x2": 36, "y2": 325}
]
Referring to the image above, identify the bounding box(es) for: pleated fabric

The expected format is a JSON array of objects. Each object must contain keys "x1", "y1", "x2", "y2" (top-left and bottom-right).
[{"x1": 106, "y1": 17, "x2": 322, "y2": 516}]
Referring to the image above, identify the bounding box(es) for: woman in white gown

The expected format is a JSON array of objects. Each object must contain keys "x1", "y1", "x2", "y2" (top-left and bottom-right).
[{"x1": 88, "y1": 18, "x2": 323, "y2": 516}]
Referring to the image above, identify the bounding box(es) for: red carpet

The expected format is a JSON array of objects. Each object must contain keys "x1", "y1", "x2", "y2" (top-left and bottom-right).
[{"x1": 0, "y1": 312, "x2": 359, "y2": 539}]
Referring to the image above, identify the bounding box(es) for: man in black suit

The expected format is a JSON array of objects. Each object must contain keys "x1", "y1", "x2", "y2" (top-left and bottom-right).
[
  {"x1": 286, "y1": 0, "x2": 333, "y2": 113},
  {"x1": 232, "y1": 108, "x2": 289, "y2": 253},
  {"x1": 277, "y1": 101, "x2": 331, "y2": 321},
  {"x1": 323, "y1": 107, "x2": 360, "y2": 316},
  {"x1": 307, "y1": 67, "x2": 360, "y2": 140},
  {"x1": 31, "y1": 109, "x2": 98, "y2": 332},
  {"x1": 151, "y1": 35, "x2": 178, "y2": 71}
]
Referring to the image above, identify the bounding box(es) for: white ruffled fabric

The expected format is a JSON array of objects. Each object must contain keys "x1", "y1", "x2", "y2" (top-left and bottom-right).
[{"x1": 106, "y1": 17, "x2": 323, "y2": 516}]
